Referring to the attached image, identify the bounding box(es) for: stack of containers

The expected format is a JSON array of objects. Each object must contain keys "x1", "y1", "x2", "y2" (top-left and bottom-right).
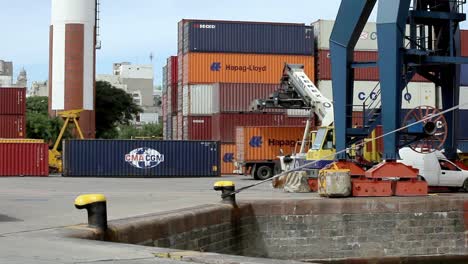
[
  {"x1": 177, "y1": 19, "x2": 315, "y2": 140},
  {"x1": 162, "y1": 66, "x2": 168, "y2": 140},
  {"x1": 162, "y1": 56, "x2": 178, "y2": 140},
  {"x1": 312, "y1": 20, "x2": 435, "y2": 126},
  {"x1": 176, "y1": 19, "x2": 316, "y2": 174},
  {"x1": 458, "y1": 30, "x2": 468, "y2": 145},
  {"x1": 0, "y1": 88, "x2": 26, "y2": 138}
]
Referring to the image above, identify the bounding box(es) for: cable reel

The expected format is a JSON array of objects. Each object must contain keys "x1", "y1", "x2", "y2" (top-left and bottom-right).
[{"x1": 400, "y1": 106, "x2": 448, "y2": 154}]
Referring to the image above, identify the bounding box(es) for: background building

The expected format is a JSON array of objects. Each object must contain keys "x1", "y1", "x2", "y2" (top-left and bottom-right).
[
  {"x1": 0, "y1": 60, "x2": 27, "y2": 88},
  {"x1": 97, "y1": 62, "x2": 160, "y2": 125}
]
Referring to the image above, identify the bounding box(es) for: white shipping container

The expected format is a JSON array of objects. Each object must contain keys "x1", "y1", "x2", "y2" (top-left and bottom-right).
[
  {"x1": 182, "y1": 85, "x2": 189, "y2": 116},
  {"x1": 187, "y1": 84, "x2": 217, "y2": 115},
  {"x1": 317, "y1": 80, "x2": 436, "y2": 110},
  {"x1": 313, "y1": 20, "x2": 412, "y2": 51},
  {"x1": 139, "y1": 113, "x2": 159, "y2": 124},
  {"x1": 287, "y1": 109, "x2": 312, "y2": 117},
  {"x1": 459, "y1": 87, "x2": 468, "y2": 110}
]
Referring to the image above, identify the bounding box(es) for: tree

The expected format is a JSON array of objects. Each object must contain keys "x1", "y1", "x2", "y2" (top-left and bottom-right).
[
  {"x1": 95, "y1": 81, "x2": 143, "y2": 138},
  {"x1": 25, "y1": 97, "x2": 66, "y2": 145}
]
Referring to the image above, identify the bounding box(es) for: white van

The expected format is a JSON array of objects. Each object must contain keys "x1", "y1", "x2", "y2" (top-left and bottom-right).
[{"x1": 398, "y1": 147, "x2": 468, "y2": 191}]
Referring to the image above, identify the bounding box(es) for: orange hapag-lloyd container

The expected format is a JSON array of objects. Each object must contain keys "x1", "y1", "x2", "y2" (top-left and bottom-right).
[
  {"x1": 182, "y1": 53, "x2": 314, "y2": 84},
  {"x1": 236, "y1": 126, "x2": 306, "y2": 162},
  {"x1": 220, "y1": 143, "x2": 237, "y2": 175}
]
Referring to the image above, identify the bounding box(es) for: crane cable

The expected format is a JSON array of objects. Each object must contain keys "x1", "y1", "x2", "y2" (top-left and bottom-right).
[{"x1": 225, "y1": 103, "x2": 467, "y2": 197}]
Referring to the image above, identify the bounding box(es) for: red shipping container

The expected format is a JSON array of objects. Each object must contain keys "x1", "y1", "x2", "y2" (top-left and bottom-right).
[
  {"x1": 0, "y1": 143, "x2": 49, "y2": 176},
  {"x1": 0, "y1": 88, "x2": 26, "y2": 115},
  {"x1": 0, "y1": 115, "x2": 25, "y2": 138},
  {"x1": 212, "y1": 113, "x2": 311, "y2": 143},
  {"x1": 216, "y1": 83, "x2": 284, "y2": 113},
  {"x1": 187, "y1": 116, "x2": 212, "y2": 140},
  {"x1": 167, "y1": 56, "x2": 178, "y2": 85},
  {"x1": 316, "y1": 50, "x2": 428, "y2": 82},
  {"x1": 462, "y1": 30, "x2": 468, "y2": 56}
]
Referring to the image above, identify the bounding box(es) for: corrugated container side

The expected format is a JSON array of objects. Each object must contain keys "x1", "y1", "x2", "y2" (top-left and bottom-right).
[
  {"x1": 182, "y1": 53, "x2": 314, "y2": 84},
  {"x1": 216, "y1": 83, "x2": 284, "y2": 113},
  {"x1": 183, "y1": 20, "x2": 314, "y2": 55},
  {"x1": 187, "y1": 84, "x2": 217, "y2": 115},
  {"x1": 235, "y1": 126, "x2": 305, "y2": 162},
  {"x1": 317, "y1": 80, "x2": 436, "y2": 111},
  {"x1": 0, "y1": 115, "x2": 25, "y2": 138},
  {"x1": 462, "y1": 30, "x2": 468, "y2": 56},
  {"x1": 212, "y1": 113, "x2": 305, "y2": 143},
  {"x1": 166, "y1": 115, "x2": 173, "y2": 140},
  {"x1": 177, "y1": 83, "x2": 183, "y2": 113},
  {"x1": 187, "y1": 116, "x2": 213, "y2": 140},
  {"x1": 461, "y1": 64, "x2": 468, "y2": 86},
  {"x1": 183, "y1": 117, "x2": 188, "y2": 140},
  {"x1": 316, "y1": 50, "x2": 428, "y2": 82},
  {"x1": 172, "y1": 116, "x2": 177, "y2": 140},
  {"x1": 162, "y1": 66, "x2": 168, "y2": 93},
  {"x1": 287, "y1": 109, "x2": 311, "y2": 117},
  {"x1": 161, "y1": 94, "x2": 167, "y2": 118},
  {"x1": 0, "y1": 88, "x2": 26, "y2": 115},
  {"x1": 177, "y1": 54, "x2": 183, "y2": 84},
  {"x1": 220, "y1": 143, "x2": 236, "y2": 175},
  {"x1": 163, "y1": 120, "x2": 167, "y2": 140},
  {"x1": 167, "y1": 56, "x2": 178, "y2": 85},
  {"x1": 0, "y1": 143, "x2": 48, "y2": 176},
  {"x1": 177, "y1": 113, "x2": 183, "y2": 140},
  {"x1": 313, "y1": 20, "x2": 378, "y2": 51},
  {"x1": 63, "y1": 140, "x2": 220, "y2": 177},
  {"x1": 459, "y1": 110, "x2": 468, "y2": 139}
]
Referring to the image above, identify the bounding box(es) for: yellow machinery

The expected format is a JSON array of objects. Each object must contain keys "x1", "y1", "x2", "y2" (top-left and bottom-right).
[{"x1": 49, "y1": 109, "x2": 85, "y2": 172}]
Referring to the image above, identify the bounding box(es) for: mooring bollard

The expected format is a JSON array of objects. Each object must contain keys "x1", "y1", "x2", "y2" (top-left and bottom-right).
[
  {"x1": 74, "y1": 194, "x2": 108, "y2": 231},
  {"x1": 213, "y1": 181, "x2": 236, "y2": 204}
]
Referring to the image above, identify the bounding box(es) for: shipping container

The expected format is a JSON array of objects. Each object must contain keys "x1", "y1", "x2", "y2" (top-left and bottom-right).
[
  {"x1": 177, "y1": 113, "x2": 183, "y2": 140},
  {"x1": 0, "y1": 143, "x2": 48, "y2": 176},
  {"x1": 186, "y1": 116, "x2": 213, "y2": 140},
  {"x1": 0, "y1": 115, "x2": 25, "y2": 138},
  {"x1": 63, "y1": 140, "x2": 221, "y2": 177},
  {"x1": 221, "y1": 143, "x2": 236, "y2": 175},
  {"x1": 236, "y1": 126, "x2": 305, "y2": 162},
  {"x1": 172, "y1": 116, "x2": 177, "y2": 140},
  {"x1": 462, "y1": 30, "x2": 468, "y2": 56},
  {"x1": 177, "y1": 83, "x2": 183, "y2": 112},
  {"x1": 183, "y1": 83, "x2": 284, "y2": 116},
  {"x1": 212, "y1": 113, "x2": 310, "y2": 143},
  {"x1": 287, "y1": 109, "x2": 311, "y2": 117},
  {"x1": 179, "y1": 19, "x2": 314, "y2": 55},
  {"x1": 167, "y1": 56, "x2": 178, "y2": 85},
  {"x1": 167, "y1": 84, "x2": 177, "y2": 115},
  {"x1": 162, "y1": 66, "x2": 168, "y2": 93},
  {"x1": 461, "y1": 64, "x2": 468, "y2": 86},
  {"x1": 317, "y1": 80, "x2": 436, "y2": 111},
  {"x1": 182, "y1": 53, "x2": 314, "y2": 84},
  {"x1": 313, "y1": 20, "x2": 413, "y2": 51},
  {"x1": 0, "y1": 88, "x2": 26, "y2": 115},
  {"x1": 316, "y1": 50, "x2": 428, "y2": 82}
]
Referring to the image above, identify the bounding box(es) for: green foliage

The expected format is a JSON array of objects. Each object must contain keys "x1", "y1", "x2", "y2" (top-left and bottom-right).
[
  {"x1": 26, "y1": 96, "x2": 49, "y2": 114},
  {"x1": 95, "y1": 81, "x2": 143, "y2": 138},
  {"x1": 118, "y1": 123, "x2": 163, "y2": 139},
  {"x1": 25, "y1": 97, "x2": 68, "y2": 145}
]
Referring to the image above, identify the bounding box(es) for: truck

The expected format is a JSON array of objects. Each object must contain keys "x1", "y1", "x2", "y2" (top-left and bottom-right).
[
  {"x1": 398, "y1": 147, "x2": 468, "y2": 191},
  {"x1": 233, "y1": 126, "x2": 306, "y2": 180}
]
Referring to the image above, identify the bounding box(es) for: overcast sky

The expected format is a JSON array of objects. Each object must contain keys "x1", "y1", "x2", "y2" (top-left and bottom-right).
[{"x1": 1, "y1": 0, "x2": 467, "y2": 87}]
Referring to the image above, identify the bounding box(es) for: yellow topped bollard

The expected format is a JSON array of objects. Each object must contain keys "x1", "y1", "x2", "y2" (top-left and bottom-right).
[
  {"x1": 75, "y1": 194, "x2": 108, "y2": 230},
  {"x1": 214, "y1": 181, "x2": 236, "y2": 204}
]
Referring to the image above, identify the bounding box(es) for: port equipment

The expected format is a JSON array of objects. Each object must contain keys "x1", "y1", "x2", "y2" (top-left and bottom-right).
[
  {"x1": 75, "y1": 194, "x2": 108, "y2": 231},
  {"x1": 49, "y1": 109, "x2": 85, "y2": 173},
  {"x1": 330, "y1": 0, "x2": 468, "y2": 196}
]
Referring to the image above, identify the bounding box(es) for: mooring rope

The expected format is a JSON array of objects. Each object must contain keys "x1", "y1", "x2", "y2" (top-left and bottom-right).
[{"x1": 226, "y1": 103, "x2": 467, "y2": 197}]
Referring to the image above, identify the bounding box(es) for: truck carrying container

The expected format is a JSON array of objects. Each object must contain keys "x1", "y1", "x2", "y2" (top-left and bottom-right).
[
  {"x1": 0, "y1": 142, "x2": 49, "y2": 176},
  {"x1": 235, "y1": 126, "x2": 306, "y2": 180},
  {"x1": 63, "y1": 140, "x2": 220, "y2": 177}
]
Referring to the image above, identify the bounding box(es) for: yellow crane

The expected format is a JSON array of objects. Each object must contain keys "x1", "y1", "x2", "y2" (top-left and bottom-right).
[{"x1": 49, "y1": 109, "x2": 85, "y2": 172}]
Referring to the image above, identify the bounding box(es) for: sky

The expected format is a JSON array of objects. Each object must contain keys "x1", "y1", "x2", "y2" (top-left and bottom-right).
[{"x1": 0, "y1": 0, "x2": 467, "y2": 88}]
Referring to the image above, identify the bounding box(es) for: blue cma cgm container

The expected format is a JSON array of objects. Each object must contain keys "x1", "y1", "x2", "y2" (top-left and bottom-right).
[
  {"x1": 63, "y1": 140, "x2": 220, "y2": 177},
  {"x1": 181, "y1": 20, "x2": 314, "y2": 55}
]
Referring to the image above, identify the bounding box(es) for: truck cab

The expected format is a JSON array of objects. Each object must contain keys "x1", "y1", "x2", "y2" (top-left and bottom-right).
[{"x1": 398, "y1": 147, "x2": 468, "y2": 190}]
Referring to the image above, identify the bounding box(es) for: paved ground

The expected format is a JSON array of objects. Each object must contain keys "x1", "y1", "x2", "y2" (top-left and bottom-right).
[{"x1": 0, "y1": 175, "x2": 316, "y2": 263}]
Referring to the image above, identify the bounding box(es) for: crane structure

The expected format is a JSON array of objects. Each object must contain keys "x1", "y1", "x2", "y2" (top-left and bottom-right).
[{"x1": 330, "y1": 0, "x2": 468, "y2": 196}]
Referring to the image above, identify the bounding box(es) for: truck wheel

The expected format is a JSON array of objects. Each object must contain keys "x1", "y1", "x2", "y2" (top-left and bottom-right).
[{"x1": 256, "y1": 166, "x2": 273, "y2": 180}]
